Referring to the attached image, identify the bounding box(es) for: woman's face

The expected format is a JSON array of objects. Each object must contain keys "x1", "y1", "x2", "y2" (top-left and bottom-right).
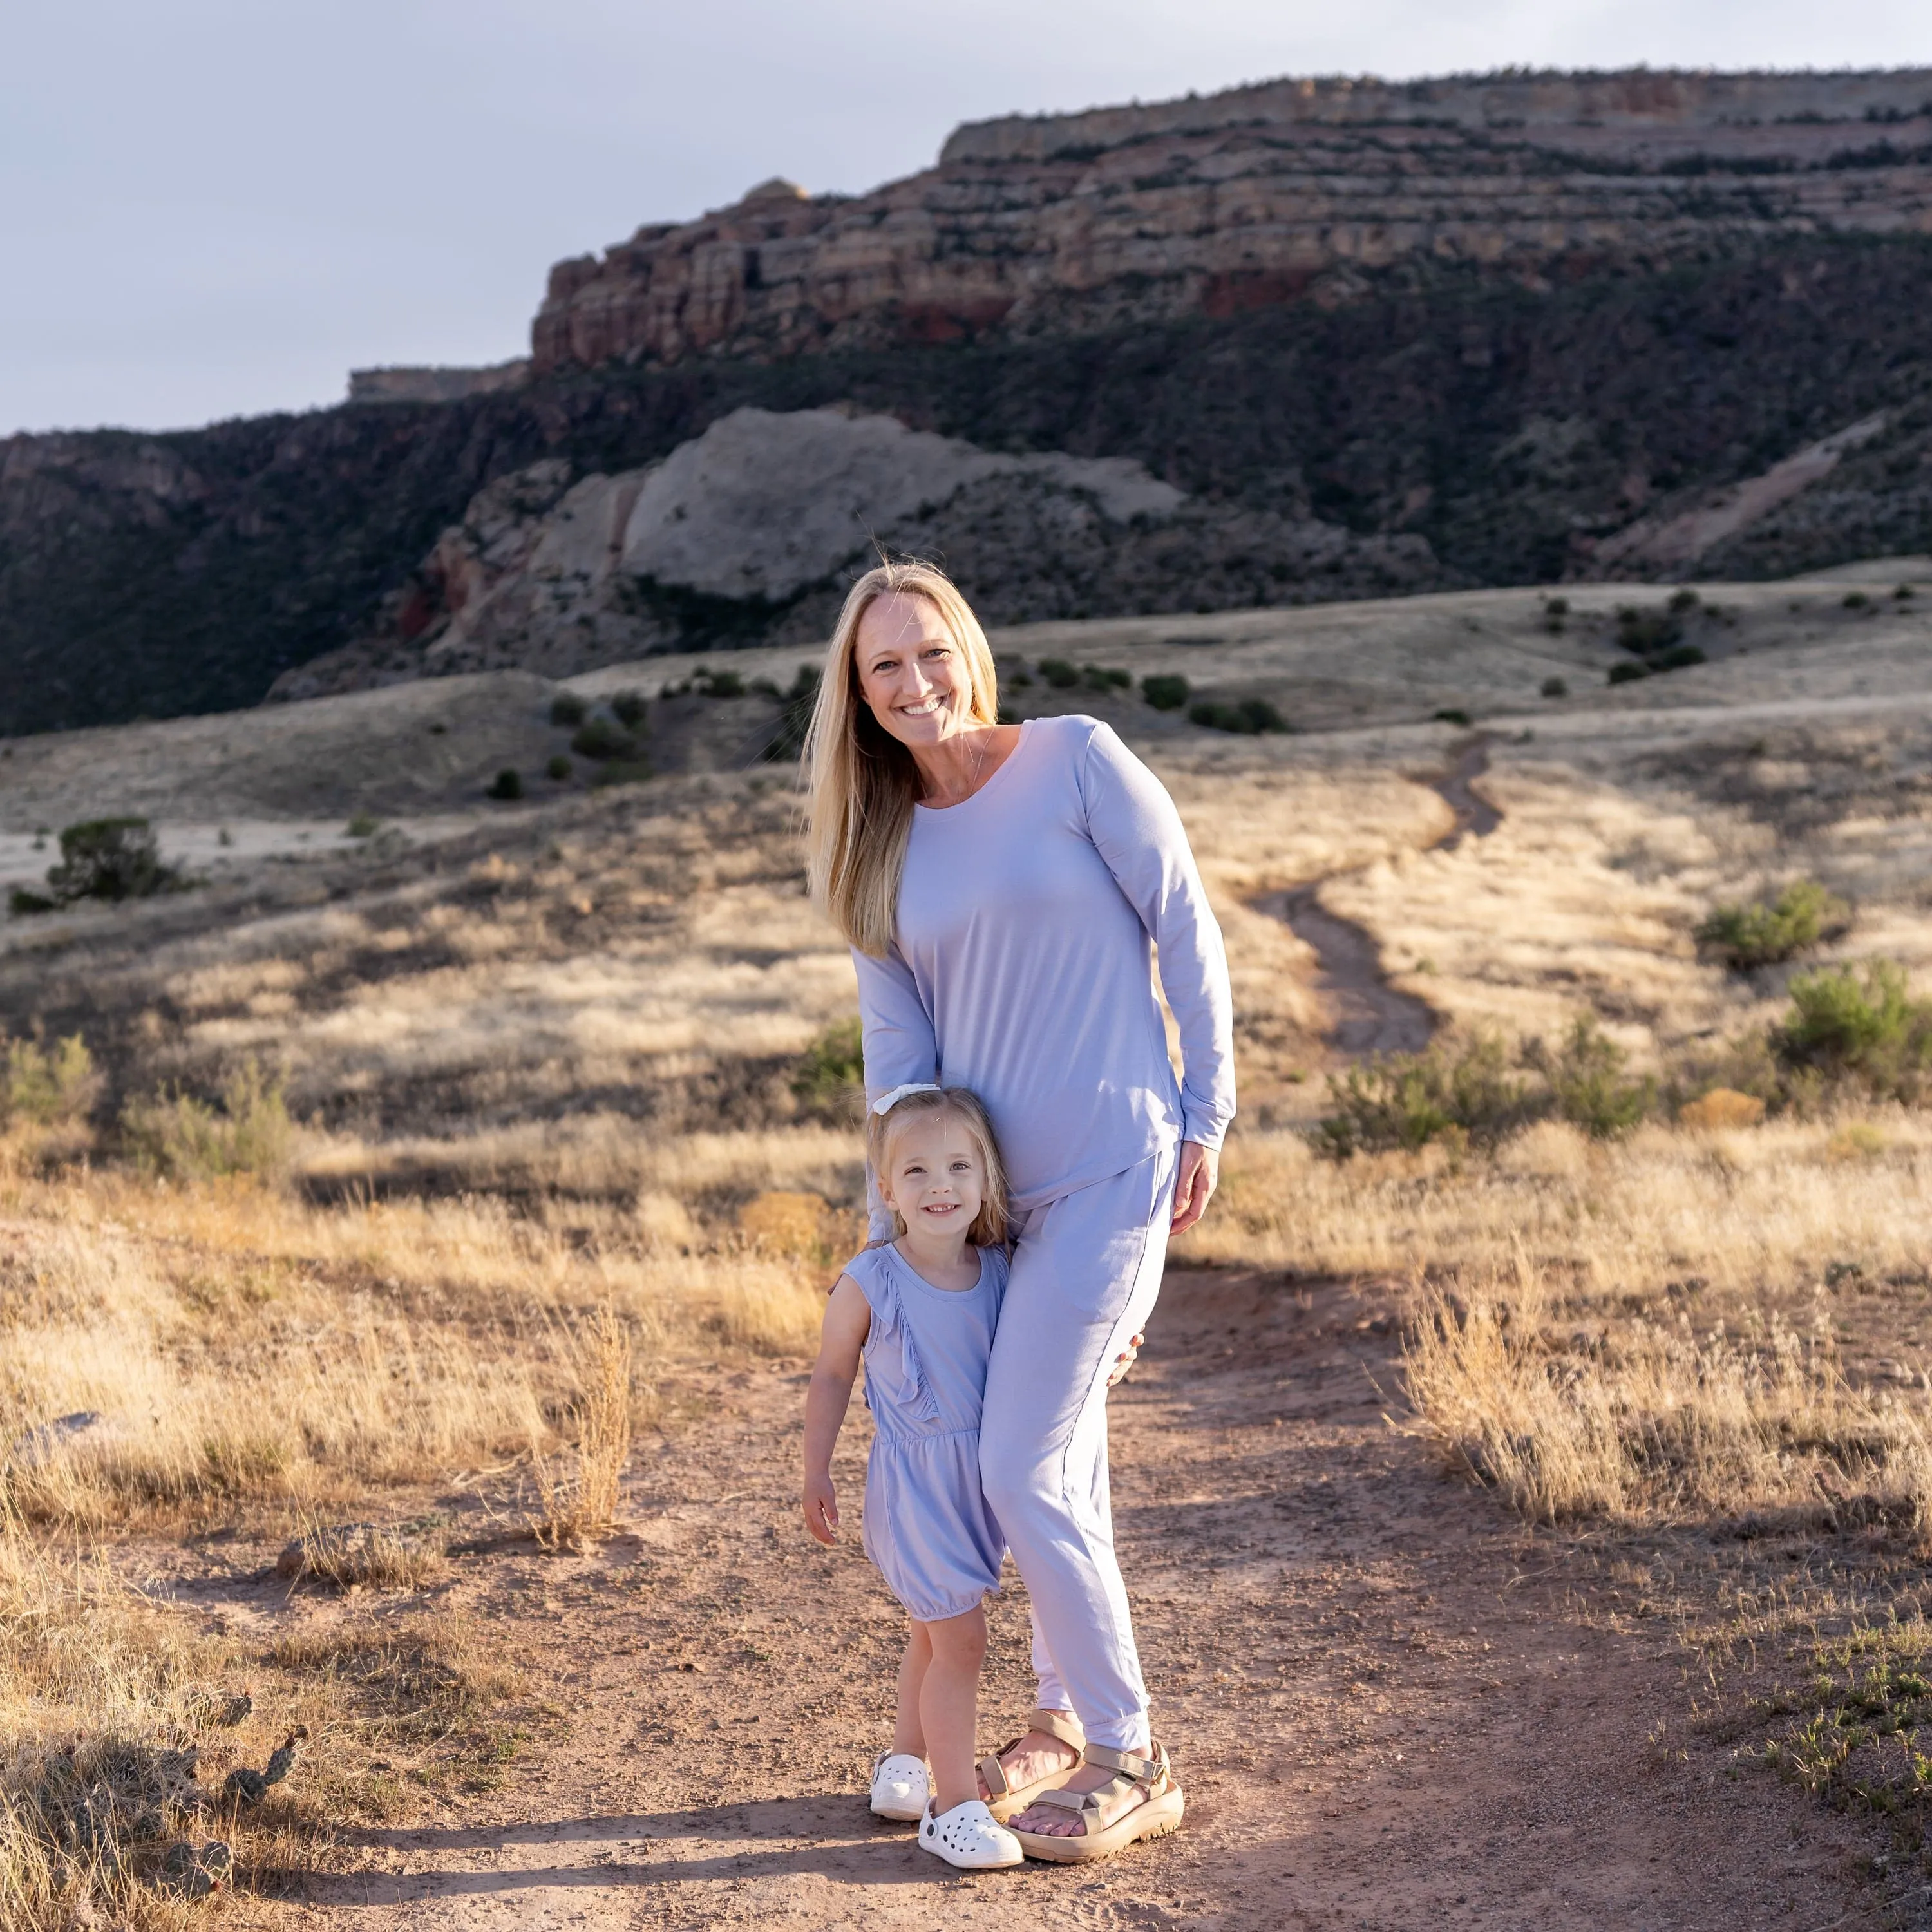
[{"x1": 853, "y1": 593, "x2": 978, "y2": 750}]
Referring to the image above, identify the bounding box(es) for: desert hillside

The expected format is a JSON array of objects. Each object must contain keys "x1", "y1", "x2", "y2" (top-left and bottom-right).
[
  {"x1": 5, "y1": 570, "x2": 1932, "y2": 1924},
  {"x1": 6, "y1": 66, "x2": 1932, "y2": 734}
]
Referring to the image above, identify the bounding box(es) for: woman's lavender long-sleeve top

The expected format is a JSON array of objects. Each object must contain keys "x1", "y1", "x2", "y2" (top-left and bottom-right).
[{"x1": 855, "y1": 715, "x2": 1235, "y2": 1232}]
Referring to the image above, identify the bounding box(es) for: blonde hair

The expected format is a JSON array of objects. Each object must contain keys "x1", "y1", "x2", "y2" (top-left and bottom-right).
[
  {"x1": 866, "y1": 1086, "x2": 1009, "y2": 1247},
  {"x1": 803, "y1": 560, "x2": 1000, "y2": 956}
]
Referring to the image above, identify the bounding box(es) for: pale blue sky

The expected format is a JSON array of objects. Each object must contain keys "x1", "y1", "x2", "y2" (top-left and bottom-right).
[{"x1": 5, "y1": 0, "x2": 1930, "y2": 435}]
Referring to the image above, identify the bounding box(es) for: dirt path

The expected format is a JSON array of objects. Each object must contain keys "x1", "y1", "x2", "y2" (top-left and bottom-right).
[
  {"x1": 265, "y1": 1270, "x2": 1868, "y2": 1929},
  {"x1": 1259, "y1": 739, "x2": 1499, "y2": 1061}
]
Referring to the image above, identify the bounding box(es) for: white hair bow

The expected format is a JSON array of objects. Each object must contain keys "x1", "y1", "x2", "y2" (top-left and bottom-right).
[{"x1": 871, "y1": 1082, "x2": 942, "y2": 1117}]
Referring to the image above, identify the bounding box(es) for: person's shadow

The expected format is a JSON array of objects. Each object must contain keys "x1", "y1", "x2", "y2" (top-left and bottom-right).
[{"x1": 305, "y1": 1795, "x2": 960, "y2": 1902}]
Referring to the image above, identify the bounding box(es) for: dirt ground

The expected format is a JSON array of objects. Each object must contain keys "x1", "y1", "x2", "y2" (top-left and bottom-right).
[{"x1": 150, "y1": 1269, "x2": 1884, "y2": 1931}]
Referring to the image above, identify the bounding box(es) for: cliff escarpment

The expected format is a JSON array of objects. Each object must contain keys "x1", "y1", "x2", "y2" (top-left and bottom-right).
[
  {"x1": 533, "y1": 68, "x2": 1932, "y2": 371},
  {"x1": 5, "y1": 68, "x2": 1932, "y2": 734}
]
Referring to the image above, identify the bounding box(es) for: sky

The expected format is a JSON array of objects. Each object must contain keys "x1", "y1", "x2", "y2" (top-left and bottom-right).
[{"x1": 5, "y1": 0, "x2": 1931, "y2": 437}]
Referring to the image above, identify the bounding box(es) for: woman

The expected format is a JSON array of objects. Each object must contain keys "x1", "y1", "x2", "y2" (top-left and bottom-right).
[{"x1": 803, "y1": 560, "x2": 1235, "y2": 1861}]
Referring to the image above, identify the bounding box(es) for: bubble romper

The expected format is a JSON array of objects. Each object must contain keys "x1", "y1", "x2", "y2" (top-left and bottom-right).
[{"x1": 847, "y1": 1240, "x2": 1010, "y2": 1624}]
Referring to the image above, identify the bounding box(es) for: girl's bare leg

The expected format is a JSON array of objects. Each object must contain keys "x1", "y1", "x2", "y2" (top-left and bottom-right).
[
  {"x1": 918, "y1": 1607, "x2": 989, "y2": 1812},
  {"x1": 893, "y1": 1621, "x2": 932, "y2": 1757}
]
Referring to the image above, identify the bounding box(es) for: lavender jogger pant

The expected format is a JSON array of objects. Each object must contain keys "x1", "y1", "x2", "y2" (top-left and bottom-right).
[{"x1": 978, "y1": 1146, "x2": 1177, "y2": 1754}]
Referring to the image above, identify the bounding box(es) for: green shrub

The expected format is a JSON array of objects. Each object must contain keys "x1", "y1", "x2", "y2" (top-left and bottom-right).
[
  {"x1": 1653, "y1": 643, "x2": 1707, "y2": 670},
  {"x1": 1616, "y1": 605, "x2": 1684, "y2": 655},
  {"x1": 693, "y1": 667, "x2": 745, "y2": 699},
  {"x1": 1434, "y1": 707, "x2": 1472, "y2": 726},
  {"x1": 609, "y1": 689, "x2": 648, "y2": 730},
  {"x1": 761, "y1": 666, "x2": 822, "y2": 764},
  {"x1": 8, "y1": 888, "x2": 58, "y2": 916},
  {"x1": 1540, "y1": 677, "x2": 1567, "y2": 698},
  {"x1": 123, "y1": 1057, "x2": 296, "y2": 1184},
  {"x1": 1697, "y1": 879, "x2": 1848, "y2": 971},
  {"x1": 571, "y1": 717, "x2": 638, "y2": 761},
  {"x1": 790, "y1": 1018, "x2": 866, "y2": 1120},
  {"x1": 545, "y1": 753, "x2": 572, "y2": 781},
  {"x1": 1897, "y1": 585, "x2": 1917, "y2": 601},
  {"x1": 486, "y1": 768, "x2": 523, "y2": 800},
  {"x1": 1607, "y1": 661, "x2": 1649, "y2": 685},
  {"x1": 1141, "y1": 674, "x2": 1191, "y2": 711},
  {"x1": 345, "y1": 811, "x2": 379, "y2": 838},
  {"x1": 45, "y1": 817, "x2": 176, "y2": 903},
  {"x1": 549, "y1": 692, "x2": 587, "y2": 727},
  {"x1": 1844, "y1": 591, "x2": 1871, "y2": 611},
  {"x1": 1037, "y1": 658, "x2": 1080, "y2": 689},
  {"x1": 1773, "y1": 960, "x2": 1932, "y2": 1103},
  {"x1": 5, "y1": 1034, "x2": 97, "y2": 1126},
  {"x1": 1189, "y1": 697, "x2": 1289, "y2": 734},
  {"x1": 1668, "y1": 587, "x2": 1700, "y2": 612},
  {"x1": 589, "y1": 759, "x2": 652, "y2": 789},
  {"x1": 1532, "y1": 1014, "x2": 1655, "y2": 1139},
  {"x1": 1082, "y1": 666, "x2": 1132, "y2": 690},
  {"x1": 1312, "y1": 1031, "x2": 1533, "y2": 1159}
]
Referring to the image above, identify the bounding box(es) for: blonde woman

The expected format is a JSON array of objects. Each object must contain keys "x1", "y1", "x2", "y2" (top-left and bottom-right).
[{"x1": 804, "y1": 560, "x2": 1235, "y2": 1862}]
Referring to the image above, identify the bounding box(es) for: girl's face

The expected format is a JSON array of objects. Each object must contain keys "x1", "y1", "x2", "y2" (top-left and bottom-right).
[
  {"x1": 880, "y1": 1115, "x2": 986, "y2": 1238},
  {"x1": 853, "y1": 593, "x2": 978, "y2": 750}
]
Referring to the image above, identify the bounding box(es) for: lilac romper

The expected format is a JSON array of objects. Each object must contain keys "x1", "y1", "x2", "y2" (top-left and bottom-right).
[{"x1": 848, "y1": 1241, "x2": 1010, "y2": 1624}]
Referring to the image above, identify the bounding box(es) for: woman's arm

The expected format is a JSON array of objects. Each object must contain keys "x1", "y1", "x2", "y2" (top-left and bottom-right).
[
  {"x1": 1078, "y1": 724, "x2": 1238, "y2": 1162},
  {"x1": 852, "y1": 945, "x2": 940, "y2": 1240},
  {"x1": 801, "y1": 1274, "x2": 871, "y2": 1544}
]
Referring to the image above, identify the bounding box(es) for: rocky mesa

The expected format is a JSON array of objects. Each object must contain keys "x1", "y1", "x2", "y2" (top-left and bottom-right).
[{"x1": 533, "y1": 68, "x2": 1932, "y2": 370}]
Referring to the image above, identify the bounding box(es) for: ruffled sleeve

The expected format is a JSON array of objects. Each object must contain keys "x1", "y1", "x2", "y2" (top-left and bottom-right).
[{"x1": 849, "y1": 1249, "x2": 942, "y2": 1426}]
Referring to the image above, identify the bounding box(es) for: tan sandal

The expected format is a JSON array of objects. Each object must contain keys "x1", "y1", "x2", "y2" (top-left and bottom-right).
[
  {"x1": 1009, "y1": 1740, "x2": 1184, "y2": 1863},
  {"x1": 977, "y1": 1707, "x2": 1085, "y2": 1823}
]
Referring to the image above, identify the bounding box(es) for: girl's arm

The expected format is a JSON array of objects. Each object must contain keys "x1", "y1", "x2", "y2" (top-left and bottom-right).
[
  {"x1": 801, "y1": 1274, "x2": 871, "y2": 1544},
  {"x1": 853, "y1": 945, "x2": 939, "y2": 1242}
]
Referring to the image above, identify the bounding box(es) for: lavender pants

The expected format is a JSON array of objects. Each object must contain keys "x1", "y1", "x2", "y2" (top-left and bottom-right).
[{"x1": 978, "y1": 1146, "x2": 1175, "y2": 1754}]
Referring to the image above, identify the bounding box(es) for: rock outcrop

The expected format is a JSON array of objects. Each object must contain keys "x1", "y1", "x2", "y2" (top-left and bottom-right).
[
  {"x1": 533, "y1": 69, "x2": 1932, "y2": 372},
  {"x1": 270, "y1": 406, "x2": 1434, "y2": 698}
]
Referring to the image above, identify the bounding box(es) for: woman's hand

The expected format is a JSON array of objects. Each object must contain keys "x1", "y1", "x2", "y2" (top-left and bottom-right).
[
  {"x1": 1106, "y1": 1332, "x2": 1145, "y2": 1388},
  {"x1": 802, "y1": 1472, "x2": 841, "y2": 1544},
  {"x1": 1170, "y1": 1140, "x2": 1219, "y2": 1236}
]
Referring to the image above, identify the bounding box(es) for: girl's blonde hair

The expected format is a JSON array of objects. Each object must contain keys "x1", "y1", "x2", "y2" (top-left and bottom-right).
[
  {"x1": 804, "y1": 560, "x2": 1000, "y2": 956},
  {"x1": 866, "y1": 1086, "x2": 1009, "y2": 1247}
]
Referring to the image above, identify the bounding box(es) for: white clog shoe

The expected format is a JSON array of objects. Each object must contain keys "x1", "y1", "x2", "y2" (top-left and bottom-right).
[
  {"x1": 918, "y1": 1797, "x2": 1023, "y2": 1870},
  {"x1": 869, "y1": 1752, "x2": 931, "y2": 1822}
]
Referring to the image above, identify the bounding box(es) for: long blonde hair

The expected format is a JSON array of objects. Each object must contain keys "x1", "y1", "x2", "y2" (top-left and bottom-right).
[
  {"x1": 803, "y1": 560, "x2": 1000, "y2": 956},
  {"x1": 865, "y1": 1086, "x2": 1010, "y2": 1247}
]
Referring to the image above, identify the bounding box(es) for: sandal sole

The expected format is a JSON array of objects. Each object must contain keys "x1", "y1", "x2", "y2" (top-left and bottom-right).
[{"x1": 1012, "y1": 1786, "x2": 1185, "y2": 1864}]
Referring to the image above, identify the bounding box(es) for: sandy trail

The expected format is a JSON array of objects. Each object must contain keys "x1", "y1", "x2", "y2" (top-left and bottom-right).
[
  {"x1": 1260, "y1": 739, "x2": 1498, "y2": 1061},
  {"x1": 274, "y1": 1271, "x2": 1864, "y2": 1929}
]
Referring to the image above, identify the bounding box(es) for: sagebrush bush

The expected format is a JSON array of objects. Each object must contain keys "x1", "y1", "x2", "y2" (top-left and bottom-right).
[
  {"x1": 790, "y1": 1018, "x2": 866, "y2": 1120},
  {"x1": 1190, "y1": 697, "x2": 1289, "y2": 735},
  {"x1": 549, "y1": 692, "x2": 587, "y2": 727},
  {"x1": 1142, "y1": 674, "x2": 1190, "y2": 711},
  {"x1": 122, "y1": 1057, "x2": 296, "y2": 1183},
  {"x1": 570, "y1": 716, "x2": 637, "y2": 762},
  {"x1": 1531, "y1": 1014, "x2": 1656, "y2": 1140},
  {"x1": 35, "y1": 818, "x2": 177, "y2": 905},
  {"x1": 1774, "y1": 960, "x2": 1932, "y2": 1104},
  {"x1": 486, "y1": 768, "x2": 523, "y2": 800},
  {"x1": 1037, "y1": 658, "x2": 1079, "y2": 689},
  {"x1": 609, "y1": 689, "x2": 647, "y2": 730},
  {"x1": 1697, "y1": 878, "x2": 1848, "y2": 971},
  {"x1": 4, "y1": 1034, "x2": 97, "y2": 1128},
  {"x1": 1313, "y1": 1030, "x2": 1533, "y2": 1159}
]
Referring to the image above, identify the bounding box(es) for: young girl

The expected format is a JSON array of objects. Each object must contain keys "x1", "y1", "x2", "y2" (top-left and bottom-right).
[{"x1": 800, "y1": 1083, "x2": 1022, "y2": 1871}]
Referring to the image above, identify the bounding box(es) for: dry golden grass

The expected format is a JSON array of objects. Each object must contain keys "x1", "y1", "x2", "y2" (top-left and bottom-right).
[
  {"x1": 1183, "y1": 1113, "x2": 1932, "y2": 1295},
  {"x1": 533, "y1": 1303, "x2": 633, "y2": 1548}
]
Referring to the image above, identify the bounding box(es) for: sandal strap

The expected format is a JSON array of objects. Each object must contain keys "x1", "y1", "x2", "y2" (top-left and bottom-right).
[
  {"x1": 977, "y1": 1751, "x2": 1010, "y2": 1798},
  {"x1": 1027, "y1": 1707, "x2": 1086, "y2": 1750},
  {"x1": 1082, "y1": 1741, "x2": 1166, "y2": 1785}
]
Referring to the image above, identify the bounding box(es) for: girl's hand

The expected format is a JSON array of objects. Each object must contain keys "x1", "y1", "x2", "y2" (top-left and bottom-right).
[
  {"x1": 802, "y1": 1473, "x2": 840, "y2": 1544},
  {"x1": 1170, "y1": 1140, "x2": 1219, "y2": 1236},
  {"x1": 1106, "y1": 1332, "x2": 1145, "y2": 1388}
]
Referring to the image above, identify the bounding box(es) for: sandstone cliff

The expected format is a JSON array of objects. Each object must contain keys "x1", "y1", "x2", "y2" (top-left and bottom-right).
[{"x1": 533, "y1": 69, "x2": 1932, "y2": 371}]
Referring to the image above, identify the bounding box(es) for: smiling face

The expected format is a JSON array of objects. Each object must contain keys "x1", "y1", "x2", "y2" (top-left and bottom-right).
[
  {"x1": 877, "y1": 1113, "x2": 987, "y2": 1242},
  {"x1": 853, "y1": 592, "x2": 980, "y2": 750}
]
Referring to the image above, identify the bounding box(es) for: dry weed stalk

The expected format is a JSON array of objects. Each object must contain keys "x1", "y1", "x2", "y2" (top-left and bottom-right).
[{"x1": 534, "y1": 1305, "x2": 632, "y2": 1549}]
